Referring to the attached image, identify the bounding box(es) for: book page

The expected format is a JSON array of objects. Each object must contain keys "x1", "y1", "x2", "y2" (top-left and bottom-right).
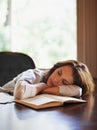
[
  {"x1": 22, "y1": 95, "x2": 59, "y2": 106},
  {"x1": 43, "y1": 94, "x2": 86, "y2": 103},
  {"x1": 15, "y1": 94, "x2": 86, "y2": 109}
]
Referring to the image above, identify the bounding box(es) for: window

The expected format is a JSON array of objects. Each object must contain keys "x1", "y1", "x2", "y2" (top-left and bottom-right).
[{"x1": 0, "y1": 0, "x2": 77, "y2": 68}]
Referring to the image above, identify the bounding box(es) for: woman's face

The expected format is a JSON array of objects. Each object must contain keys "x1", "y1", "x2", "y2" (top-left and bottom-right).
[{"x1": 47, "y1": 65, "x2": 74, "y2": 87}]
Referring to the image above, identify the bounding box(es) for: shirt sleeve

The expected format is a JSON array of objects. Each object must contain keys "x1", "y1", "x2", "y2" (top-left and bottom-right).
[
  {"x1": 2, "y1": 69, "x2": 36, "y2": 91},
  {"x1": 59, "y1": 85, "x2": 82, "y2": 97},
  {"x1": 2, "y1": 69, "x2": 43, "y2": 94},
  {"x1": 13, "y1": 69, "x2": 36, "y2": 84}
]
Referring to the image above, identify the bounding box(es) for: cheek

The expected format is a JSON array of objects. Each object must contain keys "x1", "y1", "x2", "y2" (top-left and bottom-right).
[
  {"x1": 48, "y1": 73, "x2": 54, "y2": 81},
  {"x1": 47, "y1": 75, "x2": 55, "y2": 86},
  {"x1": 47, "y1": 77, "x2": 52, "y2": 86}
]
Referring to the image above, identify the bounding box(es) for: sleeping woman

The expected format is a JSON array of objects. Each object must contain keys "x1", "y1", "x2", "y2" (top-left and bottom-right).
[{"x1": 2, "y1": 60, "x2": 95, "y2": 100}]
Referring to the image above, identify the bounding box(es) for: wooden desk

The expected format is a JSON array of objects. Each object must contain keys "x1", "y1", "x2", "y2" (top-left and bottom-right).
[{"x1": 0, "y1": 80, "x2": 97, "y2": 130}]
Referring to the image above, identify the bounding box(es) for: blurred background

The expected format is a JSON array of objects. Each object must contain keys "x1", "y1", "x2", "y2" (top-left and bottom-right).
[{"x1": 0, "y1": 0, "x2": 76, "y2": 68}]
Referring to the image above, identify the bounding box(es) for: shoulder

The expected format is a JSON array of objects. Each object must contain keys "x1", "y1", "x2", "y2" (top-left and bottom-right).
[
  {"x1": 14, "y1": 68, "x2": 45, "y2": 83},
  {"x1": 22, "y1": 68, "x2": 43, "y2": 74},
  {"x1": 33, "y1": 68, "x2": 45, "y2": 78}
]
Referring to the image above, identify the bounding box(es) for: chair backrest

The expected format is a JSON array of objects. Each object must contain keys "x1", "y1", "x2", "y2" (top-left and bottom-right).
[{"x1": 0, "y1": 52, "x2": 36, "y2": 86}]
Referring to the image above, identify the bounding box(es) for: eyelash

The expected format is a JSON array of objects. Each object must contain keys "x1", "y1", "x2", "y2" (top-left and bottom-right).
[
  {"x1": 57, "y1": 70, "x2": 69, "y2": 85},
  {"x1": 58, "y1": 70, "x2": 62, "y2": 76}
]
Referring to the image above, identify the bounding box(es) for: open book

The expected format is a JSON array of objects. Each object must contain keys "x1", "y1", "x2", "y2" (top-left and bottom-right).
[{"x1": 15, "y1": 94, "x2": 86, "y2": 109}]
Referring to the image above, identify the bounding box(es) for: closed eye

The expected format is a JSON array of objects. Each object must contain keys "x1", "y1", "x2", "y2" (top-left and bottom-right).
[{"x1": 58, "y1": 69, "x2": 62, "y2": 76}]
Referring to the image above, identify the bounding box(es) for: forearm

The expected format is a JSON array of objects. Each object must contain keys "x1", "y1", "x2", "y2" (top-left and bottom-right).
[
  {"x1": 41, "y1": 85, "x2": 82, "y2": 97},
  {"x1": 33, "y1": 83, "x2": 48, "y2": 94},
  {"x1": 41, "y1": 87, "x2": 59, "y2": 95},
  {"x1": 14, "y1": 80, "x2": 48, "y2": 99},
  {"x1": 59, "y1": 85, "x2": 82, "y2": 97}
]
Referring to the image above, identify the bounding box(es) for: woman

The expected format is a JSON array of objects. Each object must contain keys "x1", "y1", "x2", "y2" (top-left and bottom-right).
[{"x1": 2, "y1": 60, "x2": 95, "y2": 99}]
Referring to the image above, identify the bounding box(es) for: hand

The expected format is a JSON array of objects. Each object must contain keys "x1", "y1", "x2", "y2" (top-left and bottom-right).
[
  {"x1": 35, "y1": 83, "x2": 49, "y2": 94},
  {"x1": 41, "y1": 87, "x2": 59, "y2": 95}
]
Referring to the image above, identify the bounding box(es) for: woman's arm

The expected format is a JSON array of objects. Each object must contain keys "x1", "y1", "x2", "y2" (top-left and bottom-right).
[
  {"x1": 41, "y1": 87, "x2": 59, "y2": 95},
  {"x1": 41, "y1": 85, "x2": 82, "y2": 97},
  {"x1": 14, "y1": 69, "x2": 49, "y2": 99},
  {"x1": 14, "y1": 80, "x2": 48, "y2": 99}
]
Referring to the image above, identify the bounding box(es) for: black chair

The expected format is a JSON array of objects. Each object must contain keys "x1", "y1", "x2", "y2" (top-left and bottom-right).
[{"x1": 0, "y1": 52, "x2": 36, "y2": 86}]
